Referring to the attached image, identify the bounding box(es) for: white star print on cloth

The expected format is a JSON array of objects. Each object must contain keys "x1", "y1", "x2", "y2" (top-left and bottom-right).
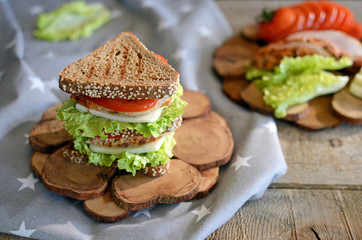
[
  {"x1": 260, "y1": 120, "x2": 277, "y2": 133},
  {"x1": 198, "y1": 26, "x2": 212, "y2": 38},
  {"x1": 17, "y1": 173, "x2": 39, "y2": 191},
  {"x1": 192, "y1": 205, "x2": 212, "y2": 223},
  {"x1": 46, "y1": 77, "x2": 59, "y2": 91},
  {"x1": 41, "y1": 50, "x2": 55, "y2": 59},
  {"x1": 24, "y1": 133, "x2": 29, "y2": 145},
  {"x1": 9, "y1": 221, "x2": 36, "y2": 238},
  {"x1": 4, "y1": 38, "x2": 16, "y2": 51},
  {"x1": 134, "y1": 205, "x2": 155, "y2": 218},
  {"x1": 157, "y1": 20, "x2": 171, "y2": 32},
  {"x1": 180, "y1": 4, "x2": 194, "y2": 14},
  {"x1": 29, "y1": 4, "x2": 44, "y2": 15},
  {"x1": 141, "y1": 0, "x2": 153, "y2": 8},
  {"x1": 111, "y1": 9, "x2": 122, "y2": 19},
  {"x1": 29, "y1": 76, "x2": 46, "y2": 93},
  {"x1": 172, "y1": 48, "x2": 188, "y2": 61},
  {"x1": 231, "y1": 155, "x2": 251, "y2": 171}
]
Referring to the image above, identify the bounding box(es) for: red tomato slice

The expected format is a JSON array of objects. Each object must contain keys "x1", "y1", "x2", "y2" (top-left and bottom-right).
[
  {"x1": 85, "y1": 96, "x2": 160, "y2": 113},
  {"x1": 259, "y1": 7, "x2": 296, "y2": 42},
  {"x1": 349, "y1": 21, "x2": 362, "y2": 39},
  {"x1": 304, "y1": 2, "x2": 326, "y2": 30},
  {"x1": 276, "y1": 8, "x2": 305, "y2": 41},
  {"x1": 155, "y1": 54, "x2": 168, "y2": 64},
  {"x1": 319, "y1": 1, "x2": 338, "y2": 29},
  {"x1": 335, "y1": 5, "x2": 354, "y2": 33},
  {"x1": 292, "y1": 4, "x2": 314, "y2": 30}
]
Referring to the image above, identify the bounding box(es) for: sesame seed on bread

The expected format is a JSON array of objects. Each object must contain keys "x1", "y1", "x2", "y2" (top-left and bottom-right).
[{"x1": 59, "y1": 32, "x2": 179, "y2": 100}]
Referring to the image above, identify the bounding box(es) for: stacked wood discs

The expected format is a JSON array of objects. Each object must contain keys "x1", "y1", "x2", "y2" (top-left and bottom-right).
[
  {"x1": 213, "y1": 34, "x2": 362, "y2": 130},
  {"x1": 29, "y1": 90, "x2": 234, "y2": 222}
]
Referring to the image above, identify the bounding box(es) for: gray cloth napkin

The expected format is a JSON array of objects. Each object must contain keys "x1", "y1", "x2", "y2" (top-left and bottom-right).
[{"x1": 0, "y1": 0, "x2": 287, "y2": 239}]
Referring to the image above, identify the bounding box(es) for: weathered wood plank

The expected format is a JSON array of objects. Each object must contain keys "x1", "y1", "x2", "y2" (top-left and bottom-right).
[
  {"x1": 207, "y1": 189, "x2": 362, "y2": 240},
  {"x1": 273, "y1": 122, "x2": 362, "y2": 189},
  {"x1": 335, "y1": 190, "x2": 362, "y2": 239},
  {"x1": 208, "y1": 189, "x2": 296, "y2": 239},
  {"x1": 290, "y1": 189, "x2": 353, "y2": 239}
]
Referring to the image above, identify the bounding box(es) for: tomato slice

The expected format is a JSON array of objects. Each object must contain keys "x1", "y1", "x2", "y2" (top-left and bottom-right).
[
  {"x1": 155, "y1": 54, "x2": 168, "y2": 64},
  {"x1": 85, "y1": 96, "x2": 160, "y2": 112},
  {"x1": 319, "y1": 1, "x2": 338, "y2": 29},
  {"x1": 349, "y1": 21, "x2": 362, "y2": 39},
  {"x1": 259, "y1": 7, "x2": 296, "y2": 42},
  {"x1": 304, "y1": 2, "x2": 326, "y2": 29},
  {"x1": 292, "y1": 4, "x2": 315, "y2": 30},
  {"x1": 335, "y1": 5, "x2": 354, "y2": 33}
]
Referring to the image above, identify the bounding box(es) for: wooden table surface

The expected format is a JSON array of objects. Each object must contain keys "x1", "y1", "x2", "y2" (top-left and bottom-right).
[
  {"x1": 207, "y1": 1, "x2": 362, "y2": 239},
  {"x1": 1, "y1": 1, "x2": 361, "y2": 240}
]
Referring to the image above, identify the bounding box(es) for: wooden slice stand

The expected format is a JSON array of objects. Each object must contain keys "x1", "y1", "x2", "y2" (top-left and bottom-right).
[{"x1": 29, "y1": 89, "x2": 234, "y2": 222}]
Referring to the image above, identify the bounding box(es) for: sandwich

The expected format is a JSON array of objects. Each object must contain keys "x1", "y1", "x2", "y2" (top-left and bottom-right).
[
  {"x1": 57, "y1": 32, "x2": 187, "y2": 175},
  {"x1": 245, "y1": 30, "x2": 359, "y2": 118},
  {"x1": 251, "y1": 30, "x2": 362, "y2": 70}
]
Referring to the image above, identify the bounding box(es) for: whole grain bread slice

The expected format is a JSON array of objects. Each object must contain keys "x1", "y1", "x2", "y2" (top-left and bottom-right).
[{"x1": 59, "y1": 32, "x2": 179, "y2": 100}]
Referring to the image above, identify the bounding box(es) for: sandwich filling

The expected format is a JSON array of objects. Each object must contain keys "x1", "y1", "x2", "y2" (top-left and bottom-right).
[{"x1": 57, "y1": 84, "x2": 187, "y2": 175}]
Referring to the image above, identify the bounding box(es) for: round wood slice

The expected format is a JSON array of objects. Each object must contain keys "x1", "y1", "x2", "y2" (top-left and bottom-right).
[
  {"x1": 213, "y1": 36, "x2": 260, "y2": 77},
  {"x1": 332, "y1": 88, "x2": 362, "y2": 124},
  {"x1": 29, "y1": 119, "x2": 72, "y2": 153},
  {"x1": 173, "y1": 118, "x2": 234, "y2": 171},
  {"x1": 42, "y1": 146, "x2": 116, "y2": 200},
  {"x1": 295, "y1": 96, "x2": 342, "y2": 130},
  {"x1": 84, "y1": 187, "x2": 131, "y2": 223},
  {"x1": 241, "y1": 23, "x2": 260, "y2": 42},
  {"x1": 30, "y1": 151, "x2": 49, "y2": 179},
  {"x1": 240, "y1": 82, "x2": 309, "y2": 121},
  {"x1": 112, "y1": 159, "x2": 200, "y2": 211},
  {"x1": 207, "y1": 111, "x2": 229, "y2": 128},
  {"x1": 222, "y1": 77, "x2": 249, "y2": 102},
  {"x1": 41, "y1": 104, "x2": 62, "y2": 120},
  {"x1": 193, "y1": 167, "x2": 219, "y2": 199},
  {"x1": 182, "y1": 90, "x2": 211, "y2": 119}
]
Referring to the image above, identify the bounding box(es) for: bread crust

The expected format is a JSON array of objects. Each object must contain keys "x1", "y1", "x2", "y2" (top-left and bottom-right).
[{"x1": 59, "y1": 32, "x2": 179, "y2": 100}]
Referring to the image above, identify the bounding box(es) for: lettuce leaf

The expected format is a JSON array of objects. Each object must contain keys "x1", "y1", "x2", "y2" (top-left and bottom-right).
[
  {"x1": 74, "y1": 133, "x2": 175, "y2": 175},
  {"x1": 57, "y1": 85, "x2": 187, "y2": 139},
  {"x1": 246, "y1": 55, "x2": 352, "y2": 118},
  {"x1": 34, "y1": 1, "x2": 111, "y2": 41}
]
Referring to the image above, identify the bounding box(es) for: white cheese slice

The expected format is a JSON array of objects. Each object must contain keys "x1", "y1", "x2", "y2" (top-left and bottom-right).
[
  {"x1": 90, "y1": 136, "x2": 166, "y2": 154},
  {"x1": 76, "y1": 104, "x2": 163, "y2": 123}
]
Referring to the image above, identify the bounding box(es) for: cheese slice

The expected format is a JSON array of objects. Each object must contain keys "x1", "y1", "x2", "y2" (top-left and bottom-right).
[
  {"x1": 90, "y1": 136, "x2": 166, "y2": 154},
  {"x1": 76, "y1": 103, "x2": 163, "y2": 123}
]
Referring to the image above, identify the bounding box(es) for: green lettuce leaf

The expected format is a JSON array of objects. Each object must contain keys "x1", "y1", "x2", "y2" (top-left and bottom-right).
[
  {"x1": 74, "y1": 133, "x2": 175, "y2": 175},
  {"x1": 246, "y1": 55, "x2": 352, "y2": 118},
  {"x1": 57, "y1": 85, "x2": 187, "y2": 139},
  {"x1": 34, "y1": 1, "x2": 111, "y2": 41}
]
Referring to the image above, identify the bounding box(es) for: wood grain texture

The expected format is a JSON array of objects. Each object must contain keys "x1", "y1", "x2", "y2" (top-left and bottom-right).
[
  {"x1": 273, "y1": 121, "x2": 362, "y2": 189},
  {"x1": 207, "y1": 189, "x2": 362, "y2": 240}
]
